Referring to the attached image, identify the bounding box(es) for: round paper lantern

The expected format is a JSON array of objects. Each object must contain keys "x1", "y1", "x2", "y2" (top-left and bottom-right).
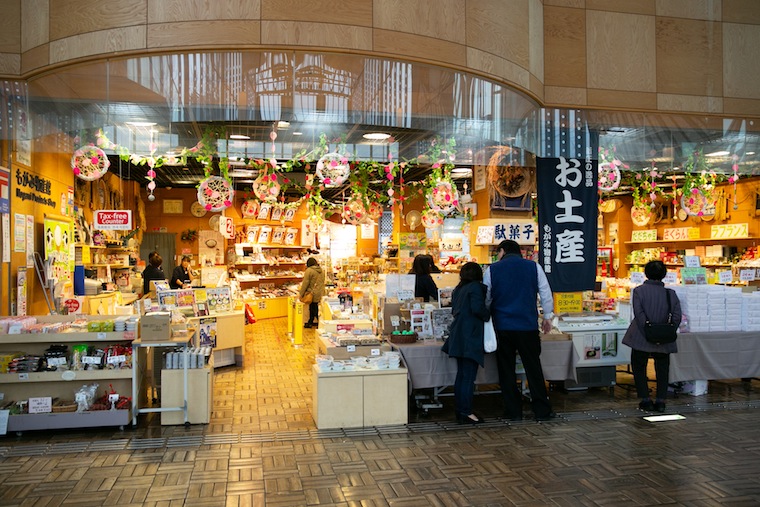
[{"x1": 197, "y1": 176, "x2": 234, "y2": 212}]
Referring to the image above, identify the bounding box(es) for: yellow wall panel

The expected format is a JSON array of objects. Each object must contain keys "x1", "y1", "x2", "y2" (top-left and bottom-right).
[
  {"x1": 723, "y1": 0, "x2": 760, "y2": 24},
  {"x1": 724, "y1": 23, "x2": 760, "y2": 99},
  {"x1": 0, "y1": 0, "x2": 20, "y2": 53},
  {"x1": 374, "y1": 0, "x2": 466, "y2": 45},
  {"x1": 148, "y1": 0, "x2": 260, "y2": 23},
  {"x1": 262, "y1": 21, "x2": 372, "y2": 50},
  {"x1": 544, "y1": 6, "x2": 586, "y2": 88},
  {"x1": 148, "y1": 21, "x2": 261, "y2": 48},
  {"x1": 657, "y1": 93, "x2": 723, "y2": 114},
  {"x1": 587, "y1": 88, "x2": 657, "y2": 110},
  {"x1": 262, "y1": 0, "x2": 373, "y2": 26},
  {"x1": 50, "y1": 26, "x2": 147, "y2": 64},
  {"x1": 587, "y1": 11, "x2": 656, "y2": 92},
  {"x1": 656, "y1": 0, "x2": 721, "y2": 21},
  {"x1": 466, "y1": 0, "x2": 530, "y2": 68},
  {"x1": 21, "y1": 0, "x2": 49, "y2": 53},
  {"x1": 656, "y1": 18, "x2": 722, "y2": 96},
  {"x1": 545, "y1": 86, "x2": 588, "y2": 106},
  {"x1": 374, "y1": 29, "x2": 467, "y2": 68},
  {"x1": 50, "y1": 0, "x2": 147, "y2": 40},
  {"x1": 586, "y1": 0, "x2": 655, "y2": 16}
]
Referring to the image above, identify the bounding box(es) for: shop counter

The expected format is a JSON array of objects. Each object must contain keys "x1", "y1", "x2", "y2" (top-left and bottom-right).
[
  {"x1": 669, "y1": 331, "x2": 760, "y2": 382},
  {"x1": 246, "y1": 296, "x2": 289, "y2": 320},
  {"x1": 317, "y1": 334, "x2": 391, "y2": 360}
]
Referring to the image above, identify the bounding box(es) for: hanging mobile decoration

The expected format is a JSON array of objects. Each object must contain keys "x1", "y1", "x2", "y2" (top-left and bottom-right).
[
  {"x1": 316, "y1": 152, "x2": 350, "y2": 187},
  {"x1": 427, "y1": 179, "x2": 460, "y2": 215},
  {"x1": 241, "y1": 199, "x2": 258, "y2": 218},
  {"x1": 597, "y1": 146, "x2": 625, "y2": 192},
  {"x1": 71, "y1": 145, "x2": 110, "y2": 181},
  {"x1": 197, "y1": 176, "x2": 234, "y2": 212},
  {"x1": 421, "y1": 208, "x2": 444, "y2": 229},
  {"x1": 729, "y1": 154, "x2": 740, "y2": 210},
  {"x1": 341, "y1": 193, "x2": 370, "y2": 225}
]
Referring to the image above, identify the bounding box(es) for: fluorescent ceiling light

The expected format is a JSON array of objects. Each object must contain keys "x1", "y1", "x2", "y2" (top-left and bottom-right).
[
  {"x1": 363, "y1": 132, "x2": 391, "y2": 141},
  {"x1": 229, "y1": 134, "x2": 250, "y2": 140},
  {"x1": 292, "y1": 132, "x2": 303, "y2": 136},
  {"x1": 237, "y1": 179, "x2": 256, "y2": 184},
  {"x1": 705, "y1": 150, "x2": 730, "y2": 157},
  {"x1": 125, "y1": 121, "x2": 156, "y2": 127},
  {"x1": 229, "y1": 169, "x2": 255, "y2": 177},
  {"x1": 451, "y1": 167, "x2": 472, "y2": 174},
  {"x1": 643, "y1": 414, "x2": 686, "y2": 422},
  {"x1": 173, "y1": 180, "x2": 199, "y2": 185},
  {"x1": 277, "y1": 121, "x2": 290, "y2": 129},
  {"x1": 747, "y1": 151, "x2": 756, "y2": 155}
]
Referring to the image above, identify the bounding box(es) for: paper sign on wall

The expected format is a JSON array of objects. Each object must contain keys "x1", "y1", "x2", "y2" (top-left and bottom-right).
[
  {"x1": 630, "y1": 272, "x2": 646, "y2": 285},
  {"x1": 28, "y1": 397, "x2": 52, "y2": 414},
  {"x1": 739, "y1": 269, "x2": 756, "y2": 281}
]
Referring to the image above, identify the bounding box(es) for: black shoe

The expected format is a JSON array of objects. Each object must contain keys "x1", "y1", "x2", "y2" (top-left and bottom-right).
[
  {"x1": 502, "y1": 412, "x2": 522, "y2": 422},
  {"x1": 456, "y1": 413, "x2": 484, "y2": 425},
  {"x1": 639, "y1": 400, "x2": 655, "y2": 411},
  {"x1": 535, "y1": 412, "x2": 558, "y2": 422},
  {"x1": 304, "y1": 323, "x2": 312, "y2": 328},
  {"x1": 653, "y1": 401, "x2": 666, "y2": 413}
]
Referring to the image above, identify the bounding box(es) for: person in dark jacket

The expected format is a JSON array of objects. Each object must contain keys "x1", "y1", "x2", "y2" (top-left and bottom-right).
[
  {"x1": 300, "y1": 257, "x2": 326, "y2": 328},
  {"x1": 142, "y1": 252, "x2": 166, "y2": 295},
  {"x1": 410, "y1": 254, "x2": 438, "y2": 302},
  {"x1": 170, "y1": 255, "x2": 192, "y2": 289},
  {"x1": 622, "y1": 260, "x2": 682, "y2": 413},
  {"x1": 442, "y1": 262, "x2": 491, "y2": 424}
]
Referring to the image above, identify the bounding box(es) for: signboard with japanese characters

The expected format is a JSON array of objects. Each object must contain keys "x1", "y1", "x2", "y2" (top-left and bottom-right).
[
  {"x1": 537, "y1": 156, "x2": 598, "y2": 292},
  {"x1": 474, "y1": 220, "x2": 537, "y2": 246}
]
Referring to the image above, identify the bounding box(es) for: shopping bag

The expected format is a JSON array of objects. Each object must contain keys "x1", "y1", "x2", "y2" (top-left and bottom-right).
[
  {"x1": 484, "y1": 317, "x2": 497, "y2": 353},
  {"x1": 299, "y1": 292, "x2": 313, "y2": 304}
]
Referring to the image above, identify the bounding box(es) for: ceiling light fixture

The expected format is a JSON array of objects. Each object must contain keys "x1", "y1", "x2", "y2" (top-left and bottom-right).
[
  {"x1": 292, "y1": 132, "x2": 303, "y2": 136},
  {"x1": 747, "y1": 151, "x2": 756, "y2": 155},
  {"x1": 125, "y1": 121, "x2": 156, "y2": 127},
  {"x1": 705, "y1": 150, "x2": 730, "y2": 157},
  {"x1": 363, "y1": 132, "x2": 391, "y2": 141},
  {"x1": 229, "y1": 134, "x2": 250, "y2": 140},
  {"x1": 277, "y1": 121, "x2": 290, "y2": 129}
]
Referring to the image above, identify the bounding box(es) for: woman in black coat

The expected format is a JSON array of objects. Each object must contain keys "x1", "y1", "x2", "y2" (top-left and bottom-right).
[
  {"x1": 622, "y1": 260, "x2": 682, "y2": 413},
  {"x1": 442, "y1": 262, "x2": 491, "y2": 424},
  {"x1": 410, "y1": 254, "x2": 438, "y2": 302}
]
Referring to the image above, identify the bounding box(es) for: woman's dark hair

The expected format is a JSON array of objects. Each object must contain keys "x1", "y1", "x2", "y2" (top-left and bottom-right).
[
  {"x1": 458, "y1": 262, "x2": 483, "y2": 287},
  {"x1": 181, "y1": 255, "x2": 191, "y2": 263},
  {"x1": 411, "y1": 254, "x2": 432, "y2": 275},
  {"x1": 306, "y1": 257, "x2": 318, "y2": 267},
  {"x1": 150, "y1": 253, "x2": 163, "y2": 268},
  {"x1": 644, "y1": 260, "x2": 667, "y2": 281}
]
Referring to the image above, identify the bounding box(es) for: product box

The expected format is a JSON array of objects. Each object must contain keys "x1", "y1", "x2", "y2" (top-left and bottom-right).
[
  {"x1": 541, "y1": 332, "x2": 572, "y2": 341},
  {"x1": 139, "y1": 312, "x2": 171, "y2": 342},
  {"x1": 680, "y1": 380, "x2": 708, "y2": 396}
]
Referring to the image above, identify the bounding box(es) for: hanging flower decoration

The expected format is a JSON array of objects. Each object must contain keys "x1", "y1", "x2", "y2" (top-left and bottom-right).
[
  {"x1": 71, "y1": 145, "x2": 110, "y2": 181},
  {"x1": 316, "y1": 152, "x2": 350, "y2": 187},
  {"x1": 341, "y1": 193, "x2": 371, "y2": 225},
  {"x1": 251, "y1": 165, "x2": 282, "y2": 202},
  {"x1": 421, "y1": 209, "x2": 444, "y2": 229},
  {"x1": 241, "y1": 199, "x2": 258, "y2": 218},
  {"x1": 426, "y1": 168, "x2": 460, "y2": 215},
  {"x1": 679, "y1": 150, "x2": 723, "y2": 216},
  {"x1": 729, "y1": 154, "x2": 740, "y2": 210},
  {"x1": 597, "y1": 145, "x2": 626, "y2": 192},
  {"x1": 197, "y1": 176, "x2": 234, "y2": 212}
]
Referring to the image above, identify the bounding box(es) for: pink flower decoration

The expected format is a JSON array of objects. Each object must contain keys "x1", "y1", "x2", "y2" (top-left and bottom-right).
[
  {"x1": 324, "y1": 177, "x2": 332, "y2": 185},
  {"x1": 73, "y1": 168, "x2": 80, "y2": 175},
  {"x1": 90, "y1": 156, "x2": 99, "y2": 165},
  {"x1": 697, "y1": 211, "x2": 704, "y2": 216},
  {"x1": 386, "y1": 173, "x2": 394, "y2": 181},
  {"x1": 270, "y1": 174, "x2": 277, "y2": 182},
  {"x1": 205, "y1": 188, "x2": 213, "y2": 197},
  {"x1": 147, "y1": 170, "x2": 156, "y2": 178},
  {"x1": 692, "y1": 188, "x2": 699, "y2": 195},
  {"x1": 224, "y1": 200, "x2": 232, "y2": 207},
  {"x1": 689, "y1": 198, "x2": 695, "y2": 205},
  {"x1": 432, "y1": 163, "x2": 441, "y2": 169},
  {"x1": 205, "y1": 204, "x2": 212, "y2": 210},
  {"x1": 283, "y1": 178, "x2": 290, "y2": 184},
  {"x1": 330, "y1": 160, "x2": 338, "y2": 168},
  {"x1": 388, "y1": 189, "x2": 394, "y2": 196},
  {"x1": 453, "y1": 200, "x2": 459, "y2": 206},
  {"x1": 728, "y1": 176, "x2": 736, "y2": 184}
]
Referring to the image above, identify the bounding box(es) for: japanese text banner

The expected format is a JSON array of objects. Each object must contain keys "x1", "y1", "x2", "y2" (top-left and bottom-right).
[{"x1": 537, "y1": 156, "x2": 598, "y2": 292}]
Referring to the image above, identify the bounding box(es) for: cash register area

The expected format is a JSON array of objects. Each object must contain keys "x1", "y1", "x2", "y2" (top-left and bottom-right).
[{"x1": 1, "y1": 317, "x2": 759, "y2": 506}]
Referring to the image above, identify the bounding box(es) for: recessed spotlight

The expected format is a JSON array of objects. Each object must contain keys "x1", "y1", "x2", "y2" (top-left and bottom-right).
[
  {"x1": 292, "y1": 132, "x2": 303, "y2": 136},
  {"x1": 229, "y1": 134, "x2": 250, "y2": 140},
  {"x1": 363, "y1": 132, "x2": 391, "y2": 141},
  {"x1": 277, "y1": 121, "x2": 290, "y2": 129},
  {"x1": 126, "y1": 121, "x2": 156, "y2": 127},
  {"x1": 705, "y1": 150, "x2": 730, "y2": 157}
]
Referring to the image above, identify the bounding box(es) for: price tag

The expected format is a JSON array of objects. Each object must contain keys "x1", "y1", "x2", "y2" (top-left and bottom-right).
[
  {"x1": 106, "y1": 356, "x2": 120, "y2": 365},
  {"x1": 47, "y1": 357, "x2": 67, "y2": 367},
  {"x1": 718, "y1": 270, "x2": 733, "y2": 284},
  {"x1": 740, "y1": 269, "x2": 756, "y2": 281},
  {"x1": 97, "y1": 332, "x2": 107, "y2": 340},
  {"x1": 108, "y1": 393, "x2": 119, "y2": 403},
  {"x1": 629, "y1": 272, "x2": 646, "y2": 285},
  {"x1": 663, "y1": 272, "x2": 678, "y2": 284},
  {"x1": 123, "y1": 331, "x2": 135, "y2": 341},
  {"x1": 0, "y1": 409, "x2": 8, "y2": 436},
  {"x1": 82, "y1": 356, "x2": 101, "y2": 365},
  {"x1": 18, "y1": 373, "x2": 28, "y2": 381},
  {"x1": 370, "y1": 348, "x2": 380, "y2": 356},
  {"x1": 346, "y1": 345, "x2": 356, "y2": 353},
  {"x1": 28, "y1": 397, "x2": 52, "y2": 414},
  {"x1": 684, "y1": 256, "x2": 701, "y2": 268}
]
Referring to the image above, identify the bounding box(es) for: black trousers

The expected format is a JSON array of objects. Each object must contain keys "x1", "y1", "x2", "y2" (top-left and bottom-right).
[
  {"x1": 631, "y1": 349, "x2": 670, "y2": 400},
  {"x1": 307, "y1": 302, "x2": 319, "y2": 324},
  {"x1": 495, "y1": 329, "x2": 552, "y2": 419}
]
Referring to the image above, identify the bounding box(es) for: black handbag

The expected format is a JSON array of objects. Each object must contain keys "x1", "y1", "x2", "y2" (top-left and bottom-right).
[{"x1": 643, "y1": 289, "x2": 678, "y2": 344}]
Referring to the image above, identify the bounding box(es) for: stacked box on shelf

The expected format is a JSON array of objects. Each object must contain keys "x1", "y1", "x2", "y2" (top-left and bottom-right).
[
  {"x1": 681, "y1": 286, "x2": 710, "y2": 332},
  {"x1": 707, "y1": 286, "x2": 727, "y2": 332},
  {"x1": 741, "y1": 293, "x2": 760, "y2": 331},
  {"x1": 724, "y1": 287, "x2": 743, "y2": 332}
]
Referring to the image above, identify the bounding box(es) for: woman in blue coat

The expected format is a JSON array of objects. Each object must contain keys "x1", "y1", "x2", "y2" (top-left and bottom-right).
[{"x1": 442, "y1": 262, "x2": 491, "y2": 424}]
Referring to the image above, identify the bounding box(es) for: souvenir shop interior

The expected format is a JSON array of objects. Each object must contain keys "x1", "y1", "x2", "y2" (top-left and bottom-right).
[{"x1": 2, "y1": 51, "x2": 760, "y2": 433}]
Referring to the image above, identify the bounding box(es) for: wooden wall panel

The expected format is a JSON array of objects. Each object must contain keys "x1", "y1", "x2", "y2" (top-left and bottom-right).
[
  {"x1": 49, "y1": 26, "x2": 147, "y2": 64},
  {"x1": 587, "y1": 89, "x2": 657, "y2": 110},
  {"x1": 147, "y1": 0, "x2": 260, "y2": 23},
  {"x1": 657, "y1": 93, "x2": 723, "y2": 113},
  {"x1": 261, "y1": 0, "x2": 372, "y2": 26},
  {"x1": 50, "y1": 0, "x2": 147, "y2": 40},
  {"x1": 0, "y1": 53, "x2": 20, "y2": 75},
  {"x1": 262, "y1": 21, "x2": 372, "y2": 51},
  {"x1": 148, "y1": 21, "x2": 261, "y2": 48},
  {"x1": 544, "y1": 5, "x2": 586, "y2": 88},
  {"x1": 374, "y1": 0, "x2": 466, "y2": 45},
  {"x1": 723, "y1": 0, "x2": 760, "y2": 24},
  {"x1": 586, "y1": 0, "x2": 655, "y2": 15},
  {"x1": 529, "y1": 0, "x2": 544, "y2": 80},
  {"x1": 545, "y1": 86, "x2": 587, "y2": 106},
  {"x1": 0, "y1": 0, "x2": 20, "y2": 53},
  {"x1": 656, "y1": 0, "x2": 721, "y2": 21},
  {"x1": 656, "y1": 18, "x2": 722, "y2": 96},
  {"x1": 724, "y1": 97, "x2": 760, "y2": 116},
  {"x1": 374, "y1": 29, "x2": 467, "y2": 67},
  {"x1": 587, "y1": 11, "x2": 656, "y2": 93},
  {"x1": 21, "y1": 45, "x2": 49, "y2": 75},
  {"x1": 21, "y1": 0, "x2": 48, "y2": 52},
  {"x1": 544, "y1": 0, "x2": 584, "y2": 7},
  {"x1": 467, "y1": 47, "x2": 530, "y2": 90},
  {"x1": 723, "y1": 23, "x2": 760, "y2": 99},
  {"x1": 466, "y1": 0, "x2": 530, "y2": 68}
]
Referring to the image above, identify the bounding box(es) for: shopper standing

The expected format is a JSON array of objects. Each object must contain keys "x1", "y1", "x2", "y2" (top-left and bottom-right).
[
  {"x1": 410, "y1": 254, "x2": 439, "y2": 302},
  {"x1": 300, "y1": 257, "x2": 325, "y2": 328},
  {"x1": 484, "y1": 239, "x2": 556, "y2": 421},
  {"x1": 142, "y1": 252, "x2": 166, "y2": 295},
  {"x1": 442, "y1": 262, "x2": 491, "y2": 424},
  {"x1": 623, "y1": 260, "x2": 682, "y2": 413}
]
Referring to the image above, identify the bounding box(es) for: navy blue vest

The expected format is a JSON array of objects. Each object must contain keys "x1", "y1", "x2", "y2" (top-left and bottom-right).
[{"x1": 489, "y1": 255, "x2": 539, "y2": 331}]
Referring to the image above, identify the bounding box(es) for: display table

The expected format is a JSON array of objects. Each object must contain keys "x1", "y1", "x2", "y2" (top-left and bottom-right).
[
  {"x1": 311, "y1": 365, "x2": 408, "y2": 428},
  {"x1": 669, "y1": 331, "x2": 760, "y2": 382},
  {"x1": 188, "y1": 310, "x2": 244, "y2": 367}
]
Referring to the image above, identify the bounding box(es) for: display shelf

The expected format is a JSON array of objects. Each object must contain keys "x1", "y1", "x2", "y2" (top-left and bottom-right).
[
  {"x1": 83, "y1": 263, "x2": 131, "y2": 268},
  {"x1": 7, "y1": 410, "x2": 131, "y2": 432},
  {"x1": 625, "y1": 262, "x2": 733, "y2": 267},
  {"x1": 238, "y1": 275, "x2": 303, "y2": 282},
  {"x1": 235, "y1": 261, "x2": 305, "y2": 266},
  {"x1": 0, "y1": 330, "x2": 132, "y2": 343},
  {"x1": 0, "y1": 369, "x2": 132, "y2": 384},
  {"x1": 626, "y1": 237, "x2": 760, "y2": 245}
]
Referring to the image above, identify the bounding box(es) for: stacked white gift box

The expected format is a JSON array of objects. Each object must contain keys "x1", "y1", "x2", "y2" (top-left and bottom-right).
[
  {"x1": 741, "y1": 292, "x2": 760, "y2": 332},
  {"x1": 668, "y1": 285, "x2": 745, "y2": 333}
]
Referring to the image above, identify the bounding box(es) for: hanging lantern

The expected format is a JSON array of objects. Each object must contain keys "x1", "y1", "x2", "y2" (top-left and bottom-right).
[
  {"x1": 251, "y1": 172, "x2": 281, "y2": 202},
  {"x1": 421, "y1": 209, "x2": 444, "y2": 229},
  {"x1": 71, "y1": 145, "x2": 110, "y2": 181},
  {"x1": 597, "y1": 162, "x2": 622, "y2": 192},
  {"x1": 197, "y1": 176, "x2": 234, "y2": 212},
  {"x1": 315, "y1": 152, "x2": 350, "y2": 187},
  {"x1": 427, "y1": 180, "x2": 459, "y2": 214},
  {"x1": 341, "y1": 194, "x2": 371, "y2": 225}
]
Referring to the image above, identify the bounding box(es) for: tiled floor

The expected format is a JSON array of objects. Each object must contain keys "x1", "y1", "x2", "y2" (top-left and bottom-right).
[{"x1": 1, "y1": 318, "x2": 760, "y2": 506}]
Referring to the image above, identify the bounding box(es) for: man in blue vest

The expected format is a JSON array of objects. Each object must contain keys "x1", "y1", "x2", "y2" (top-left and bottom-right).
[{"x1": 484, "y1": 239, "x2": 556, "y2": 421}]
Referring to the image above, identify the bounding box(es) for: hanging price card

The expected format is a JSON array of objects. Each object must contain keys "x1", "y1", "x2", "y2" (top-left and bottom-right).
[
  {"x1": 663, "y1": 272, "x2": 678, "y2": 284},
  {"x1": 718, "y1": 270, "x2": 733, "y2": 284},
  {"x1": 631, "y1": 229, "x2": 657, "y2": 242},
  {"x1": 740, "y1": 269, "x2": 756, "y2": 281},
  {"x1": 630, "y1": 272, "x2": 646, "y2": 285}
]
